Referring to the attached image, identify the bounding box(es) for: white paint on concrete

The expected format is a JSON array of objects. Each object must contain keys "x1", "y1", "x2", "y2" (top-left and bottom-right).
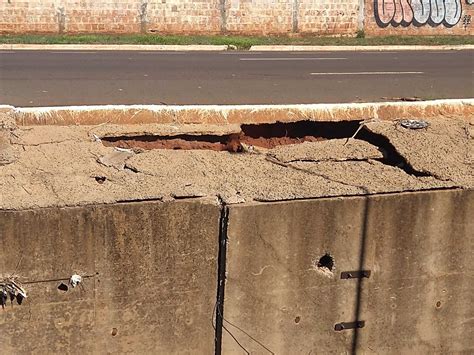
[{"x1": 12, "y1": 98, "x2": 474, "y2": 115}]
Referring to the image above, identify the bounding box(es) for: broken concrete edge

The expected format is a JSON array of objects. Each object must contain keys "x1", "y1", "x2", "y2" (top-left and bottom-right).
[
  {"x1": 0, "y1": 187, "x2": 468, "y2": 213},
  {"x1": 0, "y1": 44, "x2": 229, "y2": 51},
  {"x1": 6, "y1": 99, "x2": 474, "y2": 126},
  {"x1": 2, "y1": 101, "x2": 471, "y2": 210},
  {"x1": 1, "y1": 125, "x2": 471, "y2": 209},
  {"x1": 249, "y1": 45, "x2": 474, "y2": 51}
]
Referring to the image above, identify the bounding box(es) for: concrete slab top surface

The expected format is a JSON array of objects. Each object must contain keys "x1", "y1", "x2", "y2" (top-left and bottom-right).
[{"x1": 0, "y1": 105, "x2": 472, "y2": 210}]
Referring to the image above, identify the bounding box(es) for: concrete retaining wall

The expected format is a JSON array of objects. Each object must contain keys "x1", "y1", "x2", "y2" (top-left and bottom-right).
[
  {"x1": 224, "y1": 189, "x2": 473, "y2": 353},
  {"x1": 0, "y1": 0, "x2": 472, "y2": 36},
  {"x1": 1, "y1": 100, "x2": 472, "y2": 352},
  {"x1": 0, "y1": 189, "x2": 472, "y2": 353},
  {"x1": 0, "y1": 200, "x2": 220, "y2": 354}
]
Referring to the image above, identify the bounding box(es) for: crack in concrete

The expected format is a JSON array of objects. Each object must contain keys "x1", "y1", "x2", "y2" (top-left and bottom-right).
[
  {"x1": 265, "y1": 155, "x2": 369, "y2": 193},
  {"x1": 285, "y1": 157, "x2": 374, "y2": 164},
  {"x1": 11, "y1": 139, "x2": 76, "y2": 147},
  {"x1": 356, "y1": 126, "x2": 433, "y2": 177},
  {"x1": 123, "y1": 163, "x2": 158, "y2": 177}
]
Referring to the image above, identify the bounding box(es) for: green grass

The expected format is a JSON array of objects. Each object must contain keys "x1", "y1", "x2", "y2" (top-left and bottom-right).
[{"x1": 1, "y1": 33, "x2": 473, "y2": 50}]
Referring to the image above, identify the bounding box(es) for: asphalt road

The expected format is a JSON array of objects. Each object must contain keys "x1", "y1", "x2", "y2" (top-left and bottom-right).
[{"x1": 0, "y1": 50, "x2": 473, "y2": 106}]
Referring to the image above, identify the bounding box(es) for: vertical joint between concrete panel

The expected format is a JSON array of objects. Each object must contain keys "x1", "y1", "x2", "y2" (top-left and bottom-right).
[
  {"x1": 139, "y1": 1, "x2": 149, "y2": 34},
  {"x1": 292, "y1": 0, "x2": 299, "y2": 33},
  {"x1": 220, "y1": 0, "x2": 227, "y2": 33},
  {"x1": 57, "y1": 7, "x2": 65, "y2": 34},
  {"x1": 215, "y1": 204, "x2": 229, "y2": 354},
  {"x1": 358, "y1": 0, "x2": 365, "y2": 32}
]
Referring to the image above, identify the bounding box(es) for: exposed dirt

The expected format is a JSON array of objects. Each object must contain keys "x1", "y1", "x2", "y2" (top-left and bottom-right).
[
  {"x1": 102, "y1": 133, "x2": 325, "y2": 152},
  {"x1": 101, "y1": 121, "x2": 360, "y2": 152},
  {"x1": 103, "y1": 135, "x2": 232, "y2": 152}
]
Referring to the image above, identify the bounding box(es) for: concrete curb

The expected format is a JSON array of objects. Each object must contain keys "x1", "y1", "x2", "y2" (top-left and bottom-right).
[
  {"x1": 0, "y1": 44, "x2": 229, "y2": 51},
  {"x1": 10, "y1": 98, "x2": 474, "y2": 126},
  {"x1": 249, "y1": 45, "x2": 474, "y2": 51}
]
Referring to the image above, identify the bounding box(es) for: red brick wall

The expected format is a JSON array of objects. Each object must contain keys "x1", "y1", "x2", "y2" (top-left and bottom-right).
[
  {"x1": 225, "y1": 0, "x2": 293, "y2": 35},
  {"x1": 298, "y1": 0, "x2": 360, "y2": 34},
  {"x1": 147, "y1": 0, "x2": 222, "y2": 34},
  {"x1": 0, "y1": 0, "x2": 472, "y2": 36},
  {"x1": 365, "y1": 0, "x2": 474, "y2": 36},
  {"x1": 0, "y1": 0, "x2": 59, "y2": 33},
  {"x1": 0, "y1": 0, "x2": 142, "y2": 34}
]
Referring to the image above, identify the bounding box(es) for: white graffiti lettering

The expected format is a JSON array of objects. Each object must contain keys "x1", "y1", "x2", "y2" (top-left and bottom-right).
[{"x1": 375, "y1": 0, "x2": 463, "y2": 27}]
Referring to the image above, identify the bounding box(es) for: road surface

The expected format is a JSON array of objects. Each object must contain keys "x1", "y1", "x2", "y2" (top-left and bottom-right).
[{"x1": 0, "y1": 50, "x2": 473, "y2": 106}]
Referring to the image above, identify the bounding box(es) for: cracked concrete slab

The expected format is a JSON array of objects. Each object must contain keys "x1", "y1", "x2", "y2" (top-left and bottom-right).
[
  {"x1": 365, "y1": 118, "x2": 474, "y2": 187},
  {"x1": 0, "y1": 131, "x2": 17, "y2": 166},
  {"x1": 98, "y1": 148, "x2": 135, "y2": 170},
  {"x1": 94, "y1": 123, "x2": 241, "y2": 139},
  {"x1": 0, "y1": 108, "x2": 472, "y2": 210},
  {"x1": 268, "y1": 139, "x2": 383, "y2": 163}
]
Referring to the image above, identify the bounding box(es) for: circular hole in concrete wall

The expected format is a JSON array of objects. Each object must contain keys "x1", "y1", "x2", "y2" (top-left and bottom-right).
[
  {"x1": 111, "y1": 328, "x2": 118, "y2": 336},
  {"x1": 294, "y1": 316, "x2": 301, "y2": 324},
  {"x1": 317, "y1": 253, "x2": 334, "y2": 272},
  {"x1": 95, "y1": 176, "x2": 106, "y2": 184},
  {"x1": 436, "y1": 301, "x2": 442, "y2": 308}
]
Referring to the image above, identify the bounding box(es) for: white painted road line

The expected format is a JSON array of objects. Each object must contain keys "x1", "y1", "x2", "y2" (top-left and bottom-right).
[
  {"x1": 52, "y1": 51, "x2": 97, "y2": 54},
  {"x1": 310, "y1": 71, "x2": 424, "y2": 76},
  {"x1": 357, "y1": 51, "x2": 397, "y2": 54},
  {"x1": 240, "y1": 57, "x2": 347, "y2": 61},
  {"x1": 138, "y1": 51, "x2": 186, "y2": 54}
]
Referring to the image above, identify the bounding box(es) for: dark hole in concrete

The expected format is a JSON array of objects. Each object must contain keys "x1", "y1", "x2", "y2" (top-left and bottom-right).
[
  {"x1": 100, "y1": 121, "x2": 361, "y2": 152},
  {"x1": 16, "y1": 294, "x2": 24, "y2": 305},
  {"x1": 436, "y1": 301, "x2": 442, "y2": 308},
  {"x1": 95, "y1": 176, "x2": 107, "y2": 184},
  {"x1": 99, "y1": 121, "x2": 430, "y2": 177},
  {"x1": 102, "y1": 133, "x2": 237, "y2": 152},
  {"x1": 111, "y1": 327, "x2": 118, "y2": 336},
  {"x1": 357, "y1": 127, "x2": 431, "y2": 177},
  {"x1": 240, "y1": 121, "x2": 361, "y2": 148},
  {"x1": 295, "y1": 316, "x2": 301, "y2": 324},
  {"x1": 317, "y1": 253, "x2": 334, "y2": 271},
  {"x1": 58, "y1": 283, "x2": 69, "y2": 292}
]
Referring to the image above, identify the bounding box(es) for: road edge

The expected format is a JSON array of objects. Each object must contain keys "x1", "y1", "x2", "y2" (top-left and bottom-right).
[
  {"x1": 1, "y1": 44, "x2": 473, "y2": 52},
  {"x1": 0, "y1": 44, "x2": 229, "y2": 51},
  {"x1": 249, "y1": 44, "x2": 474, "y2": 51}
]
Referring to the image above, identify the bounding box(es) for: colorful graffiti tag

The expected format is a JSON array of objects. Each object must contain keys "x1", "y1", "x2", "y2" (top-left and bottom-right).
[{"x1": 375, "y1": 0, "x2": 465, "y2": 27}]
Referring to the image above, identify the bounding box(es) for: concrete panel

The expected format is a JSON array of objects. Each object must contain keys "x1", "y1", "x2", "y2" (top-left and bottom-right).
[
  {"x1": 359, "y1": 189, "x2": 474, "y2": 353},
  {"x1": 224, "y1": 196, "x2": 375, "y2": 354},
  {"x1": 0, "y1": 200, "x2": 220, "y2": 354},
  {"x1": 224, "y1": 189, "x2": 473, "y2": 354}
]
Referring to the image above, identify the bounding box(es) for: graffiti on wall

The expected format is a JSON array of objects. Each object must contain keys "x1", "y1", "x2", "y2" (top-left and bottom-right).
[{"x1": 374, "y1": 0, "x2": 471, "y2": 27}]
